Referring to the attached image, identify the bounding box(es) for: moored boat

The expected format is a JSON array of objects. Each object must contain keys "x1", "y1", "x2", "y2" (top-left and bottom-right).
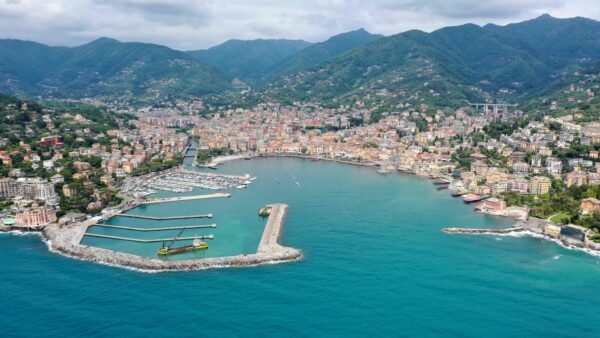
[
  {"x1": 259, "y1": 206, "x2": 272, "y2": 216},
  {"x1": 157, "y1": 238, "x2": 208, "y2": 256},
  {"x1": 452, "y1": 191, "x2": 470, "y2": 197},
  {"x1": 462, "y1": 193, "x2": 482, "y2": 203}
]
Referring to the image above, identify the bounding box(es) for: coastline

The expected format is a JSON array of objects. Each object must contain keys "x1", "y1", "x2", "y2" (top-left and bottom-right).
[
  {"x1": 206, "y1": 152, "x2": 377, "y2": 168},
  {"x1": 444, "y1": 217, "x2": 600, "y2": 257},
  {"x1": 39, "y1": 203, "x2": 302, "y2": 272}
]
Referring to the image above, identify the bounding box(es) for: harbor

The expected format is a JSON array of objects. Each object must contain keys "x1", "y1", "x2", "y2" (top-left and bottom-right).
[{"x1": 42, "y1": 203, "x2": 301, "y2": 271}]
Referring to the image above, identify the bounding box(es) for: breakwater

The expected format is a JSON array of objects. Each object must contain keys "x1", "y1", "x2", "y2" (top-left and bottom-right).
[
  {"x1": 443, "y1": 227, "x2": 525, "y2": 234},
  {"x1": 42, "y1": 203, "x2": 301, "y2": 272}
]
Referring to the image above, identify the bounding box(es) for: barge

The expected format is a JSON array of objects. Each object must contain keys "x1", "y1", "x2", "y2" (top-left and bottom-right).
[{"x1": 157, "y1": 238, "x2": 208, "y2": 256}]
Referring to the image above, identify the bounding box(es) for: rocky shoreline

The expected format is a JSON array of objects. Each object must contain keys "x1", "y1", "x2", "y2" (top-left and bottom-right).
[
  {"x1": 444, "y1": 217, "x2": 600, "y2": 257},
  {"x1": 38, "y1": 204, "x2": 302, "y2": 272}
]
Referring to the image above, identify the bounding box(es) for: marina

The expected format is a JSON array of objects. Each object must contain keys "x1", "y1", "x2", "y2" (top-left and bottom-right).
[{"x1": 125, "y1": 167, "x2": 255, "y2": 196}]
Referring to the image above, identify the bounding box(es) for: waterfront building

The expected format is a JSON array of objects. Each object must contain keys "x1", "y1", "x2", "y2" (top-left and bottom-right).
[{"x1": 15, "y1": 206, "x2": 57, "y2": 227}]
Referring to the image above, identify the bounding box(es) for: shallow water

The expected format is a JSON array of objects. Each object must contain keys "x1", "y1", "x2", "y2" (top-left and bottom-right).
[{"x1": 2, "y1": 158, "x2": 600, "y2": 337}]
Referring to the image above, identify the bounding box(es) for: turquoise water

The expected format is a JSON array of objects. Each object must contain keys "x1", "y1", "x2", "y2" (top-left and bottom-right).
[{"x1": 2, "y1": 158, "x2": 600, "y2": 337}]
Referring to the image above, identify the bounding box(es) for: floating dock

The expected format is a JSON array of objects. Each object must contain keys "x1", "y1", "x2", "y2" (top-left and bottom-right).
[
  {"x1": 90, "y1": 224, "x2": 217, "y2": 231},
  {"x1": 83, "y1": 233, "x2": 214, "y2": 243},
  {"x1": 116, "y1": 213, "x2": 213, "y2": 220}
]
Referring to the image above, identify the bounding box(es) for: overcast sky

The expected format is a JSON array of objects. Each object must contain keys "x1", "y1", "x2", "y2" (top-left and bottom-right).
[{"x1": 1, "y1": 0, "x2": 599, "y2": 50}]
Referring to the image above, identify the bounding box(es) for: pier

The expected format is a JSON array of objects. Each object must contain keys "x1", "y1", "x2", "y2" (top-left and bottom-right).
[
  {"x1": 140, "y1": 192, "x2": 230, "y2": 204},
  {"x1": 83, "y1": 233, "x2": 214, "y2": 243},
  {"x1": 443, "y1": 226, "x2": 524, "y2": 234},
  {"x1": 90, "y1": 224, "x2": 217, "y2": 231},
  {"x1": 116, "y1": 213, "x2": 213, "y2": 220},
  {"x1": 258, "y1": 204, "x2": 290, "y2": 254}
]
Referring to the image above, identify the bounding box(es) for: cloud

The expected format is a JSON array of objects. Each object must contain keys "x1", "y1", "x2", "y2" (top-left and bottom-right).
[{"x1": 0, "y1": 0, "x2": 597, "y2": 50}]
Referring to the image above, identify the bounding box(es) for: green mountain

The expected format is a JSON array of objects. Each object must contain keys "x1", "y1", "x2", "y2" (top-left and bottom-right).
[
  {"x1": 485, "y1": 14, "x2": 600, "y2": 68},
  {"x1": 265, "y1": 28, "x2": 382, "y2": 81},
  {"x1": 187, "y1": 39, "x2": 312, "y2": 82},
  {"x1": 261, "y1": 15, "x2": 600, "y2": 111},
  {"x1": 0, "y1": 38, "x2": 232, "y2": 99}
]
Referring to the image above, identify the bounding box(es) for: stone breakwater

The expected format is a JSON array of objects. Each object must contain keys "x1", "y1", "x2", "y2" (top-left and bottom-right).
[
  {"x1": 42, "y1": 204, "x2": 302, "y2": 272},
  {"x1": 443, "y1": 218, "x2": 600, "y2": 257},
  {"x1": 443, "y1": 227, "x2": 525, "y2": 234}
]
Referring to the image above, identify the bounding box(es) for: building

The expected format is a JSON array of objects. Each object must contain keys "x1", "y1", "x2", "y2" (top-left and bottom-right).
[
  {"x1": 16, "y1": 178, "x2": 59, "y2": 206},
  {"x1": 565, "y1": 171, "x2": 587, "y2": 187},
  {"x1": 529, "y1": 176, "x2": 551, "y2": 195},
  {"x1": 581, "y1": 197, "x2": 600, "y2": 215},
  {"x1": 62, "y1": 184, "x2": 76, "y2": 197},
  {"x1": 0, "y1": 178, "x2": 19, "y2": 198},
  {"x1": 15, "y1": 207, "x2": 57, "y2": 228},
  {"x1": 475, "y1": 197, "x2": 507, "y2": 212}
]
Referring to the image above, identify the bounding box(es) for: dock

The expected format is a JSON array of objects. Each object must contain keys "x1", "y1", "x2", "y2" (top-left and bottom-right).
[
  {"x1": 116, "y1": 213, "x2": 213, "y2": 220},
  {"x1": 140, "y1": 192, "x2": 230, "y2": 204},
  {"x1": 90, "y1": 224, "x2": 217, "y2": 231},
  {"x1": 83, "y1": 233, "x2": 214, "y2": 243}
]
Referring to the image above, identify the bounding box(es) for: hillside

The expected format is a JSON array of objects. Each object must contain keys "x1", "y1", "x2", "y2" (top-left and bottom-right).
[
  {"x1": 0, "y1": 38, "x2": 232, "y2": 99},
  {"x1": 187, "y1": 39, "x2": 311, "y2": 83},
  {"x1": 260, "y1": 15, "x2": 600, "y2": 111},
  {"x1": 264, "y1": 28, "x2": 382, "y2": 81}
]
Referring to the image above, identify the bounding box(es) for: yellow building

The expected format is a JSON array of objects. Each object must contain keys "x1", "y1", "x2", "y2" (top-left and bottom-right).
[
  {"x1": 62, "y1": 184, "x2": 76, "y2": 197},
  {"x1": 529, "y1": 176, "x2": 551, "y2": 195}
]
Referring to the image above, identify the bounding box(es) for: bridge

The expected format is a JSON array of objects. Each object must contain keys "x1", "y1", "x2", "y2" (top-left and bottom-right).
[{"x1": 469, "y1": 102, "x2": 518, "y2": 114}]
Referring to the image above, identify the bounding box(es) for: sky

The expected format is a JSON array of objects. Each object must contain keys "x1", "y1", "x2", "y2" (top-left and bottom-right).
[{"x1": 0, "y1": 0, "x2": 599, "y2": 51}]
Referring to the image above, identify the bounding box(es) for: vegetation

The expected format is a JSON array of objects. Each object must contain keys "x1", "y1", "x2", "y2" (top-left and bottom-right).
[
  {"x1": 0, "y1": 38, "x2": 231, "y2": 99},
  {"x1": 132, "y1": 157, "x2": 183, "y2": 176},
  {"x1": 196, "y1": 148, "x2": 233, "y2": 164}
]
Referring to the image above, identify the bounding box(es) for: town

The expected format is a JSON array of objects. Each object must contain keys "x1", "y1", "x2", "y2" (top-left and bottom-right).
[{"x1": 1, "y1": 74, "x2": 600, "y2": 253}]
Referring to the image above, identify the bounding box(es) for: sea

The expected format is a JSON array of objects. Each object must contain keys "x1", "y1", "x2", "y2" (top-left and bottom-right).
[{"x1": 1, "y1": 157, "x2": 600, "y2": 337}]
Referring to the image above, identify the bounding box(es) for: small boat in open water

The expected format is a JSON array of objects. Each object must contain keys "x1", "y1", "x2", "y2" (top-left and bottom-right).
[{"x1": 157, "y1": 238, "x2": 208, "y2": 256}]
